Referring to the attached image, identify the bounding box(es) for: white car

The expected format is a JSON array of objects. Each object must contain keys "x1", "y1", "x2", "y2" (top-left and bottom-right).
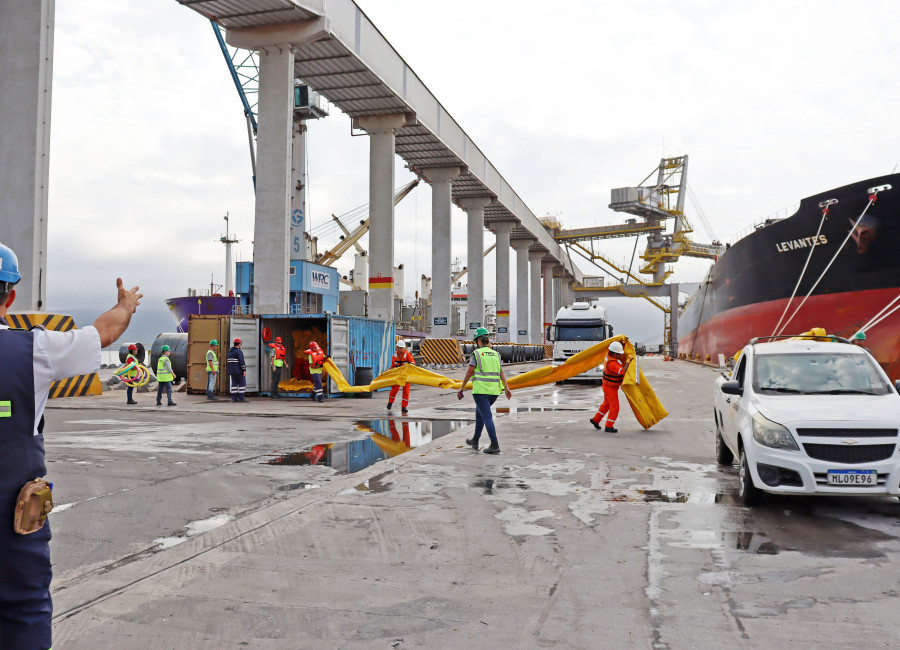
[{"x1": 714, "y1": 337, "x2": 900, "y2": 505}]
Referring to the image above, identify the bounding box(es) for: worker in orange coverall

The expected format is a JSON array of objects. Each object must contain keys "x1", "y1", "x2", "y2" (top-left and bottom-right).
[
  {"x1": 589, "y1": 340, "x2": 632, "y2": 433},
  {"x1": 386, "y1": 340, "x2": 415, "y2": 415}
]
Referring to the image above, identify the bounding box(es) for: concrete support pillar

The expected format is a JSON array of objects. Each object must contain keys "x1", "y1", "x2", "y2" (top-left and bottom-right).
[
  {"x1": 561, "y1": 275, "x2": 575, "y2": 308},
  {"x1": 0, "y1": 0, "x2": 54, "y2": 310},
  {"x1": 492, "y1": 222, "x2": 513, "y2": 341},
  {"x1": 528, "y1": 250, "x2": 543, "y2": 345},
  {"x1": 359, "y1": 114, "x2": 407, "y2": 322},
  {"x1": 290, "y1": 120, "x2": 307, "y2": 261},
  {"x1": 513, "y1": 240, "x2": 532, "y2": 343},
  {"x1": 425, "y1": 167, "x2": 461, "y2": 337},
  {"x1": 459, "y1": 197, "x2": 492, "y2": 336},
  {"x1": 252, "y1": 45, "x2": 294, "y2": 314},
  {"x1": 542, "y1": 261, "x2": 556, "y2": 344}
]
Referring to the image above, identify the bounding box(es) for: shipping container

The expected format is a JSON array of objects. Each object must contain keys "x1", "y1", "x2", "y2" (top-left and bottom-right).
[
  {"x1": 230, "y1": 317, "x2": 260, "y2": 393},
  {"x1": 187, "y1": 315, "x2": 231, "y2": 394},
  {"x1": 258, "y1": 314, "x2": 395, "y2": 398},
  {"x1": 187, "y1": 315, "x2": 261, "y2": 395}
]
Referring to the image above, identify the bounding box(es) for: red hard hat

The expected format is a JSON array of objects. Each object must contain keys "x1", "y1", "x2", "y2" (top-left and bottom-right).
[
  {"x1": 310, "y1": 341, "x2": 319, "y2": 349},
  {"x1": 275, "y1": 336, "x2": 282, "y2": 343},
  {"x1": 234, "y1": 338, "x2": 242, "y2": 345},
  {"x1": 128, "y1": 344, "x2": 137, "y2": 351}
]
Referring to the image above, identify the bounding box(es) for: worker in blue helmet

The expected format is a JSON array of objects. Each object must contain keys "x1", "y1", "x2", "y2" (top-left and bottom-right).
[{"x1": 0, "y1": 241, "x2": 142, "y2": 648}]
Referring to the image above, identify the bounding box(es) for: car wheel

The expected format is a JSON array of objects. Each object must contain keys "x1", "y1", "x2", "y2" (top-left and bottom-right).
[
  {"x1": 738, "y1": 448, "x2": 761, "y2": 506},
  {"x1": 715, "y1": 414, "x2": 734, "y2": 465}
]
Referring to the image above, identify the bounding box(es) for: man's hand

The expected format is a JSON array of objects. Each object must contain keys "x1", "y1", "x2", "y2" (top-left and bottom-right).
[
  {"x1": 457, "y1": 389, "x2": 464, "y2": 400},
  {"x1": 504, "y1": 387, "x2": 512, "y2": 400},
  {"x1": 94, "y1": 278, "x2": 143, "y2": 347},
  {"x1": 117, "y1": 278, "x2": 142, "y2": 313}
]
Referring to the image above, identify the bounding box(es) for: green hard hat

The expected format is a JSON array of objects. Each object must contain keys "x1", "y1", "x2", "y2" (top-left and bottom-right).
[
  {"x1": 161, "y1": 345, "x2": 171, "y2": 352},
  {"x1": 474, "y1": 327, "x2": 490, "y2": 340},
  {"x1": 854, "y1": 332, "x2": 866, "y2": 341},
  {"x1": 210, "y1": 339, "x2": 218, "y2": 346}
]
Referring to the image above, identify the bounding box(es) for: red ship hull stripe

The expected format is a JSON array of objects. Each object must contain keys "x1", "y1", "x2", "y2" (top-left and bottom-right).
[{"x1": 678, "y1": 287, "x2": 900, "y2": 380}]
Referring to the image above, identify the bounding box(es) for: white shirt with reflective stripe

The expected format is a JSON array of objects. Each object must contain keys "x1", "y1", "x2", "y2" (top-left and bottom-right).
[{"x1": 0, "y1": 324, "x2": 101, "y2": 435}]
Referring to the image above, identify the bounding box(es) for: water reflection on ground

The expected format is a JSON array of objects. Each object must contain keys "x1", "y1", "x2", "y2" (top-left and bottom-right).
[{"x1": 262, "y1": 419, "x2": 469, "y2": 475}]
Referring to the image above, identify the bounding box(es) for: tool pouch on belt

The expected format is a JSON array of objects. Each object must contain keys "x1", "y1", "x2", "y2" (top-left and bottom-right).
[{"x1": 14, "y1": 478, "x2": 53, "y2": 535}]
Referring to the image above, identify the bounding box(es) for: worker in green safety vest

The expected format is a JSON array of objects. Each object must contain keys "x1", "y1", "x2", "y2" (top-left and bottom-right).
[
  {"x1": 206, "y1": 339, "x2": 220, "y2": 401},
  {"x1": 457, "y1": 327, "x2": 512, "y2": 454},
  {"x1": 156, "y1": 344, "x2": 176, "y2": 406}
]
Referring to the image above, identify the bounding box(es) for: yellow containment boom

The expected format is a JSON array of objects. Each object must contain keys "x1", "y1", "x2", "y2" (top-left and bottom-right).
[{"x1": 295, "y1": 335, "x2": 668, "y2": 429}]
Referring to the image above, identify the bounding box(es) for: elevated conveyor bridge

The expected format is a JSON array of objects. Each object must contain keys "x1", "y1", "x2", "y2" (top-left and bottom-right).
[{"x1": 177, "y1": 0, "x2": 580, "y2": 282}]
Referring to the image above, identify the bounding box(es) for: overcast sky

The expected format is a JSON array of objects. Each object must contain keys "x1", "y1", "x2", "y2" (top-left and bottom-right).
[{"x1": 46, "y1": 0, "x2": 900, "y2": 343}]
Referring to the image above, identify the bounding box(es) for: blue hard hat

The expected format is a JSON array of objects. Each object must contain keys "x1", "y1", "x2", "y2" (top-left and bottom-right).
[{"x1": 0, "y1": 242, "x2": 22, "y2": 286}]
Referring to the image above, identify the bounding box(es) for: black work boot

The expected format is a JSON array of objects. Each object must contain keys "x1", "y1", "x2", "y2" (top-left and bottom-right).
[
  {"x1": 605, "y1": 426, "x2": 617, "y2": 433},
  {"x1": 483, "y1": 444, "x2": 500, "y2": 455},
  {"x1": 127, "y1": 399, "x2": 138, "y2": 405},
  {"x1": 401, "y1": 407, "x2": 409, "y2": 415},
  {"x1": 465, "y1": 438, "x2": 479, "y2": 450},
  {"x1": 589, "y1": 418, "x2": 601, "y2": 430},
  {"x1": 386, "y1": 402, "x2": 393, "y2": 411}
]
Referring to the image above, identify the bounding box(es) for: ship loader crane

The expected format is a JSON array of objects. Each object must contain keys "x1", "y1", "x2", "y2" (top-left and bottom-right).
[{"x1": 549, "y1": 155, "x2": 724, "y2": 355}]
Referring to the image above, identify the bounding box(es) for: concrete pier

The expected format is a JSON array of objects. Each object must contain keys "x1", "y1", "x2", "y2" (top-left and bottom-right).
[
  {"x1": 426, "y1": 167, "x2": 460, "y2": 337},
  {"x1": 0, "y1": 0, "x2": 54, "y2": 310},
  {"x1": 529, "y1": 250, "x2": 543, "y2": 344},
  {"x1": 493, "y1": 222, "x2": 513, "y2": 341},
  {"x1": 359, "y1": 114, "x2": 407, "y2": 322},
  {"x1": 252, "y1": 45, "x2": 294, "y2": 314},
  {"x1": 513, "y1": 239, "x2": 532, "y2": 343},
  {"x1": 46, "y1": 359, "x2": 899, "y2": 648},
  {"x1": 460, "y1": 197, "x2": 491, "y2": 335},
  {"x1": 543, "y1": 260, "x2": 556, "y2": 340}
]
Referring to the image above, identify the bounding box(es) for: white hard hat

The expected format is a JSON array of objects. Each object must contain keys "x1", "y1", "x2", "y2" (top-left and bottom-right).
[
  {"x1": 609, "y1": 341, "x2": 624, "y2": 354},
  {"x1": 396, "y1": 340, "x2": 407, "y2": 348}
]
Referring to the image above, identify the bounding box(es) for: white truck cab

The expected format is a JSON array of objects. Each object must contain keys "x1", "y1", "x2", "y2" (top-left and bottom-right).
[{"x1": 546, "y1": 301, "x2": 613, "y2": 380}]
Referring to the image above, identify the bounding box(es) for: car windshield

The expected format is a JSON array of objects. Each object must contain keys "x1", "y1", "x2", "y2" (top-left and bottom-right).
[
  {"x1": 753, "y1": 352, "x2": 891, "y2": 395},
  {"x1": 556, "y1": 326, "x2": 606, "y2": 341}
]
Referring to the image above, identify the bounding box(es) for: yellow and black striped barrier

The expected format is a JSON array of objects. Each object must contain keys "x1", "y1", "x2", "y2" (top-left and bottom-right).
[
  {"x1": 7, "y1": 313, "x2": 103, "y2": 398},
  {"x1": 6, "y1": 313, "x2": 75, "y2": 332},
  {"x1": 420, "y1": 338, "x2": 464, "y2": 365}
]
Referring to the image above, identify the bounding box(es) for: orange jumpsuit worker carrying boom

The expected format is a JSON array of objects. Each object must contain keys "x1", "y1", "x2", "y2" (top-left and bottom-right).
[
  {"x1": 386, "y1": 340, "x2": 415, "y2": 414},
  {"x1": 590, "y1": 340, "x2": 632, "y2": 433}
]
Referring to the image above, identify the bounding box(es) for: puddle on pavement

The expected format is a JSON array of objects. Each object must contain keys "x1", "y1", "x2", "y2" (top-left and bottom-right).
[
  {"x1": 435, "y1": 406, "x2": 579, "y2": 413},
  {"x1": 470, "y1": 477, "x2": 533, "y2": 494},
  {"x1": 262, "y1": 419, "x2": 469, "y2": 475},
  {"x1": 353, "y1": 470, "x2": 395, "y2": 493},
  {"x1": 276, "y1": 482, "x2": 320, "y2": 492},
  {"x1": 495, "y1": 406, "x2": 585, "y2": 413},
  {"x1": 153, "y1": 513, "x2": 235, "y2": 550}
]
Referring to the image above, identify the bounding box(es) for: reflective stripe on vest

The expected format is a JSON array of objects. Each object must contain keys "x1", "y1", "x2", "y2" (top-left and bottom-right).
[
  {"x1": 157, "y1": 355, "x2": 175, "y2": 382},
  {"x1": 206, "y1": 349, "x2": 219, "y2": 372},
  {"x1": 472, "y1": 347, "x2": 503, "y2": 395},
  {"x1": 0, "y1": 328, "x2": 45, "y2": 495}
]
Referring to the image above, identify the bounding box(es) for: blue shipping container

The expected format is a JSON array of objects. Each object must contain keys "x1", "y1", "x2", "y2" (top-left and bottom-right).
[
  {"x1": 257, "y1": 314, "x2": 395, "y2": 397},
  {"x1": 328, "y1": 315, "x2": 395, "y2": 396}
]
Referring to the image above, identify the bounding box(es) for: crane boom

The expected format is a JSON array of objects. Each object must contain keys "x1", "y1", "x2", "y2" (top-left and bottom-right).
[{"x1": 315, "y1": 179, "x2": 420, "y2": 267}]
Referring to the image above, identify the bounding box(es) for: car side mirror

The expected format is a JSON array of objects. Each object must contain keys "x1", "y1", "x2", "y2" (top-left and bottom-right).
[{"x1": 721, "y1": 380, "x2": 743, "y2": 396}]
